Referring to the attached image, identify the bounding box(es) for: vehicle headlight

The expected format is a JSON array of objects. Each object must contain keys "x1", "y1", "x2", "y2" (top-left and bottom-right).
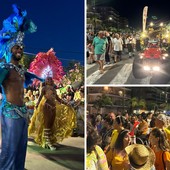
[
  {"x1": 153, "y1": 66, "x2": 160, "y2": 71},
  {"x1": 139, "y1": 53, "x2": 144, "y2": 59},
  {"x1": 143, "y1": 66, "x2": 151, "y2": 71},
  {"x1": 163, "y1": 53, "x2": 168, "y2": 57}
]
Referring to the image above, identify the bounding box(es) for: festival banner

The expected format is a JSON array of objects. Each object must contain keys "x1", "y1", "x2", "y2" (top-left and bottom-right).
[{"x1": 143, "y1": 6, "x2": 148, "y2": 32}]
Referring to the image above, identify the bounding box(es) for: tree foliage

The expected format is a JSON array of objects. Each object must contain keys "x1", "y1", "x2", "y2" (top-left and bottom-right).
[
  {"x1": 131, "y1": 97, "x2": 146, "y2": 110},
  {"x1": 93, "y1": 94, "x2": 113, "y2": 113}
]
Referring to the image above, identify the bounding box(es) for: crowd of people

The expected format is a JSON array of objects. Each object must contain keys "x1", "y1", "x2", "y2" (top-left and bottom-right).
[
  {"x1": 0, "y1": 4, "x2": 84, "y2": 169},
  {"x1": 87, "y1": 30, "x2": 169, "y2": 74},
  {"x1": 86, "y1": 111, "x2": 170, "y2": 170},
  {"x1": 87, "y1": 31, "x2": 140, "y2": 72}
]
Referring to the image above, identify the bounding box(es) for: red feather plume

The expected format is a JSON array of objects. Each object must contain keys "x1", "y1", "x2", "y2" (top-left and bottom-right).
[{"x1": 29, "y1": 48, "x2": 65, "y2": 85}]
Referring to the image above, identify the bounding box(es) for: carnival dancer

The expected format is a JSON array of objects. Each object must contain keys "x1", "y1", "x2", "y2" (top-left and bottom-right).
[
  {"x1": 28, "y1": 77, "x2": 77, "y2": 150},
  {"x1": 28, "y1": 49, "x2": 77, "y2": 150},
  {"x1": 0, "y1": 4, "x2": 43, "y2": 170}
]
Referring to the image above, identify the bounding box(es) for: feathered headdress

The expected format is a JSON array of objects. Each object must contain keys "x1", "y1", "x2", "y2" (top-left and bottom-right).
[
  {"x1": 0, "y1": 4, "x2": 37, "y2": 63},
  {"x1": 29, "y1": 48, "x2": 65, "y2": 86}
]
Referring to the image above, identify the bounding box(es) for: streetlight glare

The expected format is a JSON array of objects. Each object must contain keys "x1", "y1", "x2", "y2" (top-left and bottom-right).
[
  {"x1": 109, "y1": 17, "x2": 112, "y2": 21},
  {"x1": 160, "y1": 22, "x2": 164, "y2": 27},
  {"x1": 150, "y1": 22, "x2": 154, "y2": 27}
]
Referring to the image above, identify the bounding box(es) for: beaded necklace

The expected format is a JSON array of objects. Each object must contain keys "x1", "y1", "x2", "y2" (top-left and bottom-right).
[{"x1": 1, "y1": 63, "x2": 25, "y2": 78}]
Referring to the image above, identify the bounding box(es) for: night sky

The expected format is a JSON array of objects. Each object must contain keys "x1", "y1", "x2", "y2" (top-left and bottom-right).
[
  {"x1": 0, "y1": 0, "x2": 84, "y2": 66},
  {"x1": 95, "y1": 0, "x2": 170, "y2": 29}
]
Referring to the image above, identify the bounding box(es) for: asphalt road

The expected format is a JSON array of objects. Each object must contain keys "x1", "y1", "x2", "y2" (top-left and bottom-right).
[
  {"x1": 25, "y1": 137, "x2": 84, "y2": 170},
  {"x1": 86, "y1": 52, "x2": 170, "y2": 85}
]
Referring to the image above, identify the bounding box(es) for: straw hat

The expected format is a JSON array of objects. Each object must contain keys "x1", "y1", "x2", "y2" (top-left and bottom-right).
[{"x1": 125, "y1": 144, "x2": 155, "y2": 170}]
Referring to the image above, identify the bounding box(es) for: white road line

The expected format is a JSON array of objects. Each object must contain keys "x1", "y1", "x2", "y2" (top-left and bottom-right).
[
  {"x1": 86, "y1": 70, "x2": 101, "y2": 84},
  {"x1": 109, "y1": 64, "x2": 132, "y2": 84},
  {"x1": 86, "y1": 65, "x2": 112, "y2": 84},
  {"x1": 109, "y1": 63, "x2": 151, "y2": 84},
  {"x1": 87, "y1": 63, "x2": 151, "y2": 85},
  {"x1": 86, "y1": 63, "x2": 96, "y2": 69}
]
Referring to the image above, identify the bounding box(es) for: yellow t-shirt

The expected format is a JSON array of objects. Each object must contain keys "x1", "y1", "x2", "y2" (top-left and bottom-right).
[
  {"x1": 106, "y1": 149, "x2": 129, "y2": 170},
  {"x1": 164, "y1": 127, "x2": 170, "y2": 143}
]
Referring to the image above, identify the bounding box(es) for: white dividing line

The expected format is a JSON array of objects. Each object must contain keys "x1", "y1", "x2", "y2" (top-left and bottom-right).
[
  {"x1": 109, "y1": 64, "x2": 132, "y2": 84},
  {"x1": 109, "y1": 63, "x2": 151, "y2": 84},
  {"x1": 86, "y1": 70, "x2": 101, "y2": 84},
  {"x1": 86, "y1": 65, "x2": 112, "y2": 84},
  {"x1": 86, "y1": 63, "x2": 96, "y2": 69}
]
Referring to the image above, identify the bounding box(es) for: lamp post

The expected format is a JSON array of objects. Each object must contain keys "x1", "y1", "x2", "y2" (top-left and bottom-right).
[
  {"x1": 93, "y1": 0, "x2": 96, "y2": 34},
  {"x1": 119, "y1": 89, "x2": 125, "y2": 114},
  {"x1": 150, "y1": 22, "x2": 154, "y2": 27}
]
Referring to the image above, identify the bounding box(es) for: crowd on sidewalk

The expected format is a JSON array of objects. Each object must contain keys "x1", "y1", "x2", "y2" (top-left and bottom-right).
[{"x1": 86, "y1": 111, "x2": 170, "y2": 170}]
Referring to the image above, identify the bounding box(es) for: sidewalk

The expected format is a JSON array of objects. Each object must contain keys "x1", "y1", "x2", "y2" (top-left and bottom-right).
[{"x1": 25, "y1": 137, "x2": 84, "y2": 170}]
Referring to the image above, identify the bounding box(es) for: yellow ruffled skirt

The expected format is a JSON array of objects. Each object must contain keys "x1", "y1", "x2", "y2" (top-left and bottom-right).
[{"x1": 28, "y1": 96, "x2": 77, "y2": 147}]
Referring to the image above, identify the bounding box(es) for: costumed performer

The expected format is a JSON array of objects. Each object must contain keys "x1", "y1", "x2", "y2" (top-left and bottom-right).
[
  {"x1": 29, "y1": 77, "x2": 77, "y2": 150},
  {"x1": 0, "y1": 4, "x2": 43, "y2": 170}
]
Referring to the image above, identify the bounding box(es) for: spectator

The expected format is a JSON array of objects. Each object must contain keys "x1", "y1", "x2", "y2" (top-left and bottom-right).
[
  {"x1": 106, "y1": 129, "x2": 130, "y2": 170},
  {"x1": 136, "y1": 113, "x2": 149, "y2": 145},
  {"x1": 125, "y1": 144, "x2": 155, "y2": 170},
  {"x1": 155, "y1": 114, "x2": 170, "y2": 143},
  {"x1": 109, "y1": 115, "x2": 128, "y2": 150},
  {"x1": 149, "y1": 128, "x2": 170, "y2": 170},
  {"x1": 86, "y1": 122, "x2": 109, "y2": 170}
]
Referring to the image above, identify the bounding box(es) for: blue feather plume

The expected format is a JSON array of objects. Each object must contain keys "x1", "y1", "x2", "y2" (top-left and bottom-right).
[{"x1": 0, "y1": 4, "x2": 37, "y2": 63}]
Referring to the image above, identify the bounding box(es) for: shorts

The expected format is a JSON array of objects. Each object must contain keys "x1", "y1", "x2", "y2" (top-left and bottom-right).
[
  {"x1": 114, "y1": 51, "x2": 122, "y2": 56},
  {"x1": 94, "y1": 53, "x2": 105, "y2": 61}
]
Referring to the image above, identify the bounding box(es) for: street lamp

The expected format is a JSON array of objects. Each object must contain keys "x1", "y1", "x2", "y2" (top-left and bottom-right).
[
  {"x1": 109, "y1": 17, "x2": 112, "y2": 21},
  {"x1": 150, "y1": 22, "x2": 154, "y2": 27},
  {"x1": 93, "y1": 0, "x2": 96, "y2": 34},
  {"x1": 118, "y1": 89, "x2": 125, "y2": 114},
  {"x1": 160, "y1": 22, "x2": 164, "y2": 27},
  {"x1": 104, "y1": 86, "x2": 109, "y2": 91}
]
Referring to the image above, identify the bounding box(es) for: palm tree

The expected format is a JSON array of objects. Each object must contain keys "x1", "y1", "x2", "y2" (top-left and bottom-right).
[
  {"x1": 93, "y1": 94, "x2": 113, "y2": 114},
  {"x1": 87, "y1": 13, "x2": 103, "y2": 33},
  {"x1": 131, "y1": 97, "x2": 146, "y2": 113}
]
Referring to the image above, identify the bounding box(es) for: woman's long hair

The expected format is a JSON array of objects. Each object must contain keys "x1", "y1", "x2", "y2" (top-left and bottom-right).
[
  {"x1": 114, "y1": 129, "x2": 129, "y2": 151},
  {"x1": 87, "y1": 122, "x2": 102, "y2": 153},
  {"x1": 150, "y1": 128, "x2": 170, "y2": 152}
]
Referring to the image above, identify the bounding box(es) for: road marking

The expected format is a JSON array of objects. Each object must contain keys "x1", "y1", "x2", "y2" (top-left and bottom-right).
[
  {"x1": 86, "y1": 64, "x2": 113, "y2": 84},
  {"x1": 87, "y1": 62, "x2": 152, "y2": 85},
  {"x1": 109, "y1": 64, "x2": 132, "y2": 84},
  {"x1": 86, "y1": 63, "x2": 96, "y2": 69}
]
